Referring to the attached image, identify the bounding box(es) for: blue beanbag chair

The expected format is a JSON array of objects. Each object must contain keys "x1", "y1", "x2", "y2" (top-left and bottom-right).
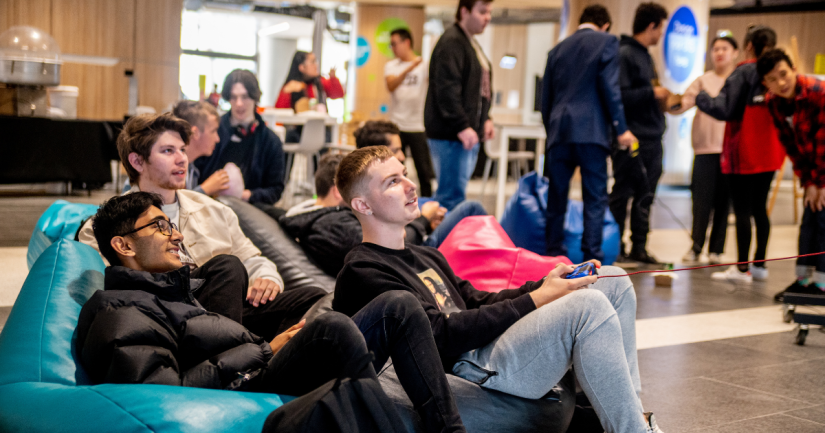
[
  {"x1": 1, "y1": 239, "x2": 291, "y2": 432},
  {"x1": 27, "y1": 200, "x2": 99, "y2": 269},
  {"x1": 499, "y1": 172, "x2": 620, "y2": 265}
]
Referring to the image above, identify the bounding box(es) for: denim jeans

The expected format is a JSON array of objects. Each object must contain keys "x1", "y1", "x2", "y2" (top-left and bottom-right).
[
  {"x1": 423, "y1": 201, "x2": 487, "y2": 248},
  {"x1": 428, "y1": 139, "x2": 481, "y2": 211},
  {"x1": 353, "y1": 291, "x2": 465, "y2": 433},
  {"x1": 452, "y1": 266, "x2": 645, "y2": 433}
]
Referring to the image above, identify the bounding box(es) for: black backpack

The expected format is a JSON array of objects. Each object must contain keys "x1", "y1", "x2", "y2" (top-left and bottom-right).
[{"x1": 262, "y1": 355, "x2": 410, "y2": 433}]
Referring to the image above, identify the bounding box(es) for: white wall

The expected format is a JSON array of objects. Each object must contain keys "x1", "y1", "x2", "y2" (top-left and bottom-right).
[{"x1": 258, "y1": 37, "x2": 298, "y2": 106}]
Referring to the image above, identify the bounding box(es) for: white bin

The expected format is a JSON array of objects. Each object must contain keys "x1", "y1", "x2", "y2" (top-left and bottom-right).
[{"x1": 48, "y1": 85, "x2": 78, "y2": 119}]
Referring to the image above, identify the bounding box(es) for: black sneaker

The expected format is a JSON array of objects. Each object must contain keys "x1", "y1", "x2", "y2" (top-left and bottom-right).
[
  {"x1": 629, "y1": 249, "x2": 660, "y2": 265},
  {"x1": 774, "y1": 280, "x2": 804, "y2": 303},
  {"x1": 613, "y1": 253, "x2": 639, "y2": 269}
]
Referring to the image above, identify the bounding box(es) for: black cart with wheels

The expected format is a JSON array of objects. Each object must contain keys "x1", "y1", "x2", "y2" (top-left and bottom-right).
[{"x1": 783, "y1": 293, "x2": 825, "y2": 345}]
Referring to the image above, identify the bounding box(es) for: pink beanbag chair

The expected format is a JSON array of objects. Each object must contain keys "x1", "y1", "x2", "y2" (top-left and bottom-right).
[{"x1": 438, "y1": 216, "x2": 572, "y2": 292}]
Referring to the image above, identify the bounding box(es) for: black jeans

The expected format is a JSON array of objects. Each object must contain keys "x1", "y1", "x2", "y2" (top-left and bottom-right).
[
  {"x1": 797, "y1": 206, "x2": 825, "y2": 273},
  {"x1": 545, "y1": 142, "x2": 610, "y2": 261},
  {"x1": 609, "y1": 139, "x2": 663, "y2": 252},
  {"x1": 690, "y1": 154, "x2": 729, "y2": 255},
  {"x1": 352, "y1": 291, "x2": 465, "y2": 433},
  {"x1": 400, "y1": 131, "x2": 435, "y2": 197},
  {"x1": 258, "y1": 311, "x2": 378, "y2": 396},
  {"x1": 727, "y1": 172, "x2": 774, "y2": 266},
  {"x1": 191, "y1": 255, "x2": 326, "y2": 341}
]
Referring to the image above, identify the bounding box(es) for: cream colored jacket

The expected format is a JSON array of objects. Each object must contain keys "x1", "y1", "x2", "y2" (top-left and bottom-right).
[{"x1": 78, "y1": 188, "x2": 283, "y2": 291}]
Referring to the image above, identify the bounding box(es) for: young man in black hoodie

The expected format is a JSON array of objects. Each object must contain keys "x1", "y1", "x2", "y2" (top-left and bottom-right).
[
  {"x1": 77, "y1": 192, "x2": 466, "y2": 433},
  {"x1": 609, "y1": 2, "x2": 669, "y2": 266},
  {"x1": 424, "y1": 0, "x2": 495, "y2": 211},
  {"x1": 333, "y1": 147, "x2": 665, "y2": 433},
  {"x1": 280, "y1": 121, "x2": 486, "y2": 277}
]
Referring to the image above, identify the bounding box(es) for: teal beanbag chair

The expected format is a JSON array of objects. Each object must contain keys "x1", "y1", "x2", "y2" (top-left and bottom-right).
[{"x1": 27, "y1": 200, "x2": 99, "y2": 268}]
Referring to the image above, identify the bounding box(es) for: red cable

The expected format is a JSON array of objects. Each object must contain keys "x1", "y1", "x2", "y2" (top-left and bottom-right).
[{"x1": 597, "y1": 251, "x2": 825, "y2": 278}]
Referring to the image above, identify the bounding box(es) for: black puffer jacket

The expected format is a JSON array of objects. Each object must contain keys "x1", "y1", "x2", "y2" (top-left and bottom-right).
[
  {"x1": 76, "y1": 265, "x2": 273, "y2": 390},
  {"x1": 279, "y1": 206, "x2": 431, "y2": 277}
]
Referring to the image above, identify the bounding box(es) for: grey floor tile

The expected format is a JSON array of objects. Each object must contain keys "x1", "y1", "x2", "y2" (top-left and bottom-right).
[
  {"x1": 638, "y1": 340, "x2": 796, "y2": 386},
  {"x1": 714, "y1": 331, "x2": 825, "y2": 360},
  {"x1": 639, "y1": 377, "x2": 808, "y2": 433},
  {"x1": 633, "y1": 264, "x2": 788, "y2": 320},
  {"x1": 785, "y1": 404, "x2": 825, "y2": 425},
  {"x1": 696, "y1": 413, "x2": 825, "y2": 433},
  {"x1": 706, "y1": 358, "x2": 825, "y2": 404}
]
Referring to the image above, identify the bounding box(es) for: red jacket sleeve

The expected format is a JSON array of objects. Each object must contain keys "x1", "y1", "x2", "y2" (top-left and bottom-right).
[
  {"x1": 274, "y1": 88, "x2": 293, "y2": 109},
  {"x1": 321, "y1": 76, "x2": 345, "y2": 99}
]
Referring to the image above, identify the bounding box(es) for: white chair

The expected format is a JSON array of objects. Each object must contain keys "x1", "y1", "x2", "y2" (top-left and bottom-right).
[
  {"x1": 480, "y1": 137, "x2": 536, "y2": 197},
  {"x1": 283, "y1": 118, "x2": 327, "y2": 199}
]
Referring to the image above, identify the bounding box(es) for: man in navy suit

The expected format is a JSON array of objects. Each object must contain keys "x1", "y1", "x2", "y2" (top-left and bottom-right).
[{"x1": 541, "y1": 5, "x2": 636, "y2": 262}]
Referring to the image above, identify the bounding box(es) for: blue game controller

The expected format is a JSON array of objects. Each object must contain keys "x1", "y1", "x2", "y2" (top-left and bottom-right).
[{"x1": 564, "y1": 262, "x2": 598, "y2": 279}]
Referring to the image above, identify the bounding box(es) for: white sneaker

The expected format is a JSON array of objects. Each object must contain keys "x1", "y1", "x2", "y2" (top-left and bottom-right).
[
  {"x1": 645, "y1": 412, "x2": 665, "y2": 433},
  {"x1": 750, "y1": 265, "x2": 769, "y2": 281},
  {"x1": 681, "y1": 250, "x2": 701, "y2": 265},
  {"x1": 711, "y1": 266, "x2": 753, "y2": 283},
  {"x1": 708, "y1": 253, "x2": 722, "y2": 264}
]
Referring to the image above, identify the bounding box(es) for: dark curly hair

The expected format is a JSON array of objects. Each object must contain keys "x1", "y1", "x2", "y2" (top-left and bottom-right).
[
  {"x1": 92, "y1": 192, "x2": 164, "y2": 266},
  {"x1": 353, "y1": 120, "x2": 401, "y2": 149},
  {"x1": 632, "y1": 3, "x2": 668, "y2": 35},
  {"x1": 757, "y1": 48, "x2": 794, "y2": 79}
]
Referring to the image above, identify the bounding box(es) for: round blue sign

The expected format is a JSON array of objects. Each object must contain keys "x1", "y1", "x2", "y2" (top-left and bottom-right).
[
  {"x1": 356, "y1": 36, "x2": 371, "y2": 68},
  {"x1": 663, "y1": 6, "x2": 699, "y2": 83}
]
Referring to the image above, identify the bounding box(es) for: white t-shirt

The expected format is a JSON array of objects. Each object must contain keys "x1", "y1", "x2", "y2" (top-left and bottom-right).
[
  {"x1": 384, "y1": 58, "x2": 428, "y2": 132},
  {"x1": 161, "y1": 200, "x2": 197, "y2": 267}
]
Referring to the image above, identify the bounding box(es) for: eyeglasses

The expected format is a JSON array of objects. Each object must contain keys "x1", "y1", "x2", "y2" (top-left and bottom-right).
[{"x1": 121, "y1": 219, "x2": 179, "y2": 237}]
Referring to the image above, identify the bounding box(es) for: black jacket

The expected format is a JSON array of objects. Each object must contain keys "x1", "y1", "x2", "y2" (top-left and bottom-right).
[
  {"x1": 334, "y1": 243, "x2": 541, "y2": 367},
  {"x1": 76, "y1": 266, "x2": 273, "y2": 390},
  {"x1": 619, "y1": 35, "x2": 665, "y2": 141},
  {"x1": 279, "y1": 206, "x2": 431, "y2": 277},
  {"x1": 195, "y1": 111, "x2": 286, "y2": 205},
  {"x1": 424, "y1": 24, "x2": 492, "y2": 141}
]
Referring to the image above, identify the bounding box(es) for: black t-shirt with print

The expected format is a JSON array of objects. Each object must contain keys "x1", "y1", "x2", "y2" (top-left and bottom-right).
[{"x1": 333, "y1": 242, "x2": 541, "y2": 366}]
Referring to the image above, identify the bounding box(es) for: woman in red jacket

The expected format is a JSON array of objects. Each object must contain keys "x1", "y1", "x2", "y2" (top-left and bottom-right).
[
  {"x1": 275, "y1": 51, "x2": 344, "y2": 113},
  {"x1": 695, "y1": 25, "x2": 785, "y2": 284}
]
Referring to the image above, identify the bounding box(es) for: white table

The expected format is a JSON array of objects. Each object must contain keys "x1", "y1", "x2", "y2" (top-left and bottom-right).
[
  {"x1": 491, "y1": 123, "x2": 547, "y2": 219},
  {"x1": 260, "y1": 110, "x2": 340, "y2": 145}
]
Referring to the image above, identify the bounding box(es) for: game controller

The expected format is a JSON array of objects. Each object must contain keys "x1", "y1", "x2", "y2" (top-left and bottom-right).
[{"x1": 564, "y1": 262, "x2": 598, "y2": 279}]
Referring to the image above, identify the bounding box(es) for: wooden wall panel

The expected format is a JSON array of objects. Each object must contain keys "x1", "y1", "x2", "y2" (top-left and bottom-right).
[
  {"x1": 0, "y1": 0, "x2": 181, "y2": 120},
  {"x1": 51, "y1": 0, "x2": 135, "y2": 60},
  {"x1": 354, "y1": 4, "x2": 425, "y2": 119},
  {"x1": 135, "y1": 0, "x2": 183, "y2": 65},
  {"x1": 59, "y1": 63, "x2": 131, "y2": 120},
  {"x1": 134, "y1": 62, "x2": 179, "y2": 114},
  {"x1": 490, "y1": 24, "x2": 527, "y2": 124},
  {"x1": 0, "y1": 0, "x2": 52, "y2": 34},
  {"x1": 708, "y1": 12, "x2": 825, "y2": 75}
]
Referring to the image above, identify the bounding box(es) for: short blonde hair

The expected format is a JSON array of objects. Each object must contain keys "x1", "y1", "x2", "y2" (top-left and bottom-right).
[
  {"x1": 172, "y1": 100, "x2": 219, "y2": 130},
  {"x1": 335, "y1": 146, "x2": 395, "y2": 207}
]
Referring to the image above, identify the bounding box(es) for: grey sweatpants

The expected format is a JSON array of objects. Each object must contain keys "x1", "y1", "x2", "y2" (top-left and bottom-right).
[{"x1": 452, "y1": 266, "x2": 646, "y2": 433}]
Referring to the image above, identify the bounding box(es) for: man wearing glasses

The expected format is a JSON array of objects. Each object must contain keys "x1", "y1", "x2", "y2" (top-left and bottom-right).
[{"x1": 79, "y1": 113, "x2": 324, "y2": 341}]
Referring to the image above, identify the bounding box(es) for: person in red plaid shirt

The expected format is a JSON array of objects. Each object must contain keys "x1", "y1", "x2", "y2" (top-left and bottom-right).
[{"x1": 759, "y1": 49, "x2": 825, "y2": 301}]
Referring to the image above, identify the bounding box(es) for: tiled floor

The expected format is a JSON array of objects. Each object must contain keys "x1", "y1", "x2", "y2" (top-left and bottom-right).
[{"x1": 0, "y1": 179, "x2": 823, "y2": 432}]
